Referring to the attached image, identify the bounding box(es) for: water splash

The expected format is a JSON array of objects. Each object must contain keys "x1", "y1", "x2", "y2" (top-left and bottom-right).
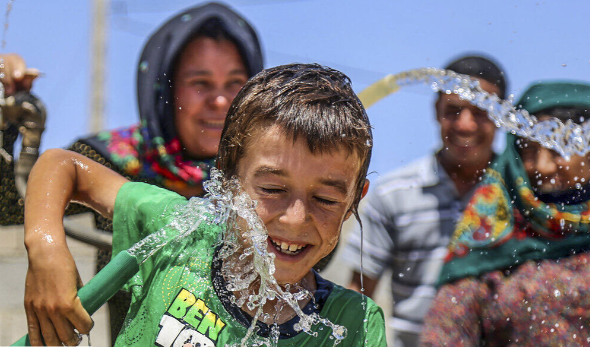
[
  {"x1": 363, "y1": 68, "x2": 590, "y2": 159},
  {"x1": 205, "y1": 168, "x2": 347, "y2": 346},
  {"x1": 126, "y1": 197, "x2": 213, "y2": 264},
  {"x1": 127, "y1": 168, "x2": 347, "y2": 346}
]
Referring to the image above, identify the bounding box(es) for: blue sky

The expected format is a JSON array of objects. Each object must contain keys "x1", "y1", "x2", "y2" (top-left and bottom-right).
[{"x1": 5, "y1": 0, "x2": 590, "y2": 181}]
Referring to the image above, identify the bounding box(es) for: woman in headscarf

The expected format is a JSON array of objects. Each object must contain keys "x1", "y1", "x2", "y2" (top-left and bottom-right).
[
  {"x1": 420, "y1": 81, "x2": 590, "y2": 346},
  {"x1": 81, "y1": 4, "x2": 263, "y2": 342},
  {"x1": 1, "y1": 2, "x2": 263, "y2": 343}
]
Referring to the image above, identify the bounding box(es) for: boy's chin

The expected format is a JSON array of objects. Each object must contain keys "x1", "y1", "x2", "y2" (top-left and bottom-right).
[{"x1": 274, "y1": 269, "x2": 314, "y2": 287}]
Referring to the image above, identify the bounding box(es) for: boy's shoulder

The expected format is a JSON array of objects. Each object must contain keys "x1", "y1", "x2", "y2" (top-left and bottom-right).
[
  {"x1": 320, "y1": 282, "x2": 386, "y2": 346},
  {"x1": 325, "y1": 282, "x2": 381, "y2": 313}
]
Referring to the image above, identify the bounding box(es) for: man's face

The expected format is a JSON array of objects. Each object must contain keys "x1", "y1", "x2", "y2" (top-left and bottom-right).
[
  {"x1": 235, "y1": 125, "x2": 368, "y2": 285},
  {"x1": 519, "y1": 116, "x2": 590, "y2": 194},
  {"x1": 436, "y1": 78, "x2": 500, "y2": 168},
  {"x1": 173, "y1": 37, "x2": 248, "y2": 158}
]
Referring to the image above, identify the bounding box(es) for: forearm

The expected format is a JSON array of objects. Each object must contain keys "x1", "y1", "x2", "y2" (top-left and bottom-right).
[
  {"x1": 22, "y1": 148, "x2": 118, "y2": 345},
  {"x1": 24, "y1": 148, "x2": 127, "y2": 251}
]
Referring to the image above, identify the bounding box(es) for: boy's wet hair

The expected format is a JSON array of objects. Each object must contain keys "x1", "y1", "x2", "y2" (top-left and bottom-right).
[{"x1": 217, "y1": 63, "x2": 373, "y2": 216}]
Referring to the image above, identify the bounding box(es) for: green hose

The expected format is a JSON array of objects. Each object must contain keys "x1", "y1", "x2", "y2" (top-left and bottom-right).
[{"x1": 11, "y1": 250, "x2": 139, "y2": 346}]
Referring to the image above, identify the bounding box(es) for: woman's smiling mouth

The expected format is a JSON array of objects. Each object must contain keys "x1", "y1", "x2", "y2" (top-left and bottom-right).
[{"x1": 200, "y1": 119, "x2": 226, "y2": 129}]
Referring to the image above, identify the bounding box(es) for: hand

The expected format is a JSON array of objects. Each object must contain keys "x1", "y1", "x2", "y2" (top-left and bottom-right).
[
  {"x1": 24, "y1": 240, "x2": 93, "y2": 346},
  {"x1": 0, "y1": 53, "x2": 39, "y2": 95}
]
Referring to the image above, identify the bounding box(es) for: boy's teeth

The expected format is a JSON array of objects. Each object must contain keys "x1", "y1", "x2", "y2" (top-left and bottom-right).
[{"x1": 271, "y1": 238, "x2": 306, "y2": 255}]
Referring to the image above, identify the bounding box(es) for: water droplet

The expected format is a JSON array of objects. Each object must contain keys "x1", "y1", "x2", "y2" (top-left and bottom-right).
[{"x1": 139, "y1": 61, "x2": 148, "y2": 73}]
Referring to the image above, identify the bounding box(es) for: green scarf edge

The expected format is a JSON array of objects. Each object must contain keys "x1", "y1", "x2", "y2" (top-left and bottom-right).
[{"x1": 437, "y1": 233, "x2": 590, "y2": 287}]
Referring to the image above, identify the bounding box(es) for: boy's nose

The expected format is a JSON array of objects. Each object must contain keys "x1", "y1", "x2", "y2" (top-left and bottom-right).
[{"x1": 280, "y1": 198, "x2": 309, "y2": 227}]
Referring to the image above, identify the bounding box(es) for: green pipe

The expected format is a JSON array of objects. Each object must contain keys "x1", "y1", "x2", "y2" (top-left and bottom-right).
[{"x1": 11, "y1": 250, "x2": 139, "y2": 346}]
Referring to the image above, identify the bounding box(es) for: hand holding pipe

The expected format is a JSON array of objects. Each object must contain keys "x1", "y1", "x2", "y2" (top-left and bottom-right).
[{"x1": 11, "y1": 250, "x2": 140, "y2": 346}]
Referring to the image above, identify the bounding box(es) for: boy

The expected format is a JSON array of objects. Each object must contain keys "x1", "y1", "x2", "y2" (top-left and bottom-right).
[{"x1": 23, "y1": 64, "x2": 386, "y2": 346}]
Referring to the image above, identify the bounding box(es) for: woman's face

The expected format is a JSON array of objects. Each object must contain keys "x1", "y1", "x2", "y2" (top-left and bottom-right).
[
  {"x1": 173, "y1": 36, "x2": 248, "y2": 158},
  {"x1": 519, "y1": 116, "x2": 590, "y2": 193}
]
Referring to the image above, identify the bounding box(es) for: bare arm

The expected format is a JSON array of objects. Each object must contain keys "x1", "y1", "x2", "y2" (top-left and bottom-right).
[
  {"x1": 349, "y1": 270, "x2": 379, "y2": 298},
  {"x1": 24, "y1": 148, "x2": 128, "y2": 346}
]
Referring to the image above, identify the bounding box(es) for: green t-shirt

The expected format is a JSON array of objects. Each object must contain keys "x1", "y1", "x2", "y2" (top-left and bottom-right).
[{"x1": 112, "y1": 182, "x2": 386, "y2": 346}]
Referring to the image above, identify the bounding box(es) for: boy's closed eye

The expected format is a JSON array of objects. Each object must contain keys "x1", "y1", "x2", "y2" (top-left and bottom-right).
[
  {"x1": 313, "y1": 196, "x2": 339, "y2": 206},
  {"x1": 258, "y1": 185, "x2": 343, "y2": 207},
  {"x1": 259, "y1": 186, "x2": 286, "y2": 195}
]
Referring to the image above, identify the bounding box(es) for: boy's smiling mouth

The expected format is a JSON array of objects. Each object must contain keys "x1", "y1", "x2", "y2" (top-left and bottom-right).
[{"x1": 268, "y1": 236, "x2": 308, "y2": 256}]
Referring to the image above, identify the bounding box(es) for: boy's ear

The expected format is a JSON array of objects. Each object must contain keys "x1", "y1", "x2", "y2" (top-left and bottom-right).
[
  {"x1": 361, "y1": 179, "x2": 370, "y2": 200},
  {"x1": 344, "y1": 180, "x2": 370, "y2": 221}
]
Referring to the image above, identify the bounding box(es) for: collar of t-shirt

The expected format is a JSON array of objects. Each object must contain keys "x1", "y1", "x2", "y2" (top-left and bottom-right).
[{"x1": 211, "y1": 249, "x2": 334, "y2": 339}]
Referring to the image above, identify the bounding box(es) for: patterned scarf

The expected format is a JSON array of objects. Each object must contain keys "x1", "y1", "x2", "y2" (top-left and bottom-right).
[
  {"x1": 438, "y1": 134, "x2": 590, "y2": 285},
  {"x1": 92, "y1": 122, "x2": 215, "y2": 191}
]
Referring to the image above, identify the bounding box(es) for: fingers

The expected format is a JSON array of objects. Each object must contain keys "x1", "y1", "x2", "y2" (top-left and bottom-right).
[
  {"x1": 0, "y1": 53, "x2": 37, "y2": 94},
  {"x1": 24, "y1": 304, "x2": 44, "y2": 346},
  {"x1": 52, "y1": 315, "x2": 81, "y2": 347},
  {"x1": 25, "y1": 295, "x2": 92, "y2": 346},
  {"x1": 17, "y1": 68, "x2": 40, "y2": 92},
  {"x1": 37, "y1": 313, "x2": 61, "y2": 346},
  {"x1": 66, "y1": 296, "x2": 94, "y2": 336}
]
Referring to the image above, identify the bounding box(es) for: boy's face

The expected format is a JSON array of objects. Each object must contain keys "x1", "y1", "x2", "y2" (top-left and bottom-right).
[{"x1": 235, "y1": 125, "x2": 367, "y2": 285}]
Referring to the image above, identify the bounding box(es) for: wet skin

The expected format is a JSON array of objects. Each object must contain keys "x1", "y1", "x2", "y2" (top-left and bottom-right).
[
  {"x1": 436, "y1": 78, "x2": 500, "y2": 170},
  {"x1": 173, "y1": 37, "x2": 249, "y2": 159},
  {"x1": 235, "y1": 125, "x2": 368, "y2": 286},
  {"x1": 519, "y1": 115, "x2": 590, "y2": 194}
]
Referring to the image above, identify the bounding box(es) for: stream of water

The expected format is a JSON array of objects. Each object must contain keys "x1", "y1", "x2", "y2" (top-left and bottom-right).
[{"x1": 378, "y1": 68, "x2": 590, "y2": 159}]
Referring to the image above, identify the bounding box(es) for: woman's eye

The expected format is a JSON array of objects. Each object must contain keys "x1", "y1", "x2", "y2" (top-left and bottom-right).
[
  {"x1": 189, "y1": 80, "x2": 209, "y2": 88},
  {"x1": 227, "y1": 79, "x2": 246, "y2": 88}
]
